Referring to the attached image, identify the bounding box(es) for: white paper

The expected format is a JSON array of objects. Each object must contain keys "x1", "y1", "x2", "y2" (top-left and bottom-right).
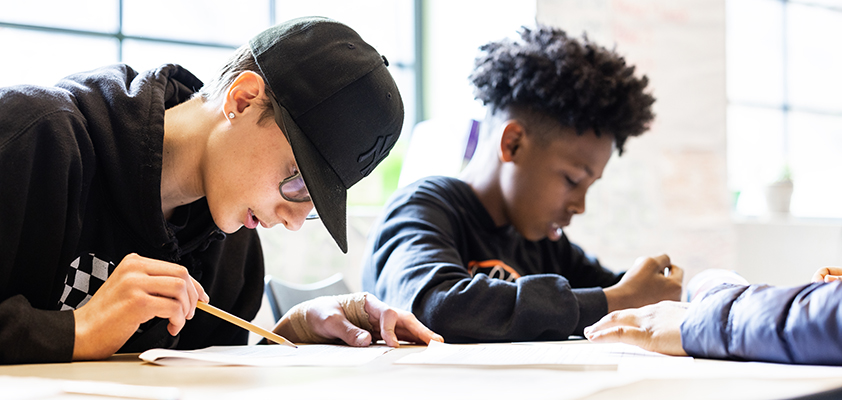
[
  {"x1": 0, "y1": 376, "x2": 180, "y2": 400},
  {"x1": 230, "y1": 367, "x2": 640, "y2": 400},
  {"x1": 139, "y1": 344, "x2": 392, "y2": 367},
  {"x1": 395, "y1": 341, "x2": 692, "y2": 370}
]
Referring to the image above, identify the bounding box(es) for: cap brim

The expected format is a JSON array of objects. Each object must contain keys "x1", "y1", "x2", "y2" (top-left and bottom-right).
[{"x1": 268, "y1": 96, "x2": 348, "y2": 253}]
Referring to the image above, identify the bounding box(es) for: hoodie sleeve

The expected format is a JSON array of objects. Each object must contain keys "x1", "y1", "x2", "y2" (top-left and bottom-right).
[
  {"x1": 0, "y1": 87, "x2": 92, "y2": 364},
  {"x1": 681, "y1": 281, "x2": 842, "y2": 365},
  {"x1": 362, "y1": 185, "x2": 616, "y2": 343}
]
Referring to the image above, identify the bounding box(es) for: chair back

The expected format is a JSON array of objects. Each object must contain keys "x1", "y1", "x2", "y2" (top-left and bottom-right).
[{"x1": 264, "y1": 273, "x2": 351, "y2": 322}]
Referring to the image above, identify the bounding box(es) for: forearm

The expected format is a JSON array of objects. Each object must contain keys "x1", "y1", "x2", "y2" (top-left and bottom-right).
[
  {"x1": 412, "y1": 273, "x2": 606, "y2": 342},
  {"x1": 681, "y1": 282, "x2": 842, "y2": 365},
  {"x1": 0, "y1": 295, "x2": 75, "y2": 364}
]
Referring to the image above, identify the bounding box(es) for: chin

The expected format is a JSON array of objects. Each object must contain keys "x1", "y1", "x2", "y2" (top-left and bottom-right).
[
  {"x1": 218, "y1": 225, "x2": 240, "y2": 234},
  {"x1": 213, "y1": 217, "x2": 240, "y2": 234},
  {"x1": 520, "y1": 230, "x2": 546, "y2": 242}
]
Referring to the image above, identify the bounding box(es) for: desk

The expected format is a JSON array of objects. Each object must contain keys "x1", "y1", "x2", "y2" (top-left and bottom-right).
[{"x1": 4, "y1": 342, "x2": 842, "y2": 400}]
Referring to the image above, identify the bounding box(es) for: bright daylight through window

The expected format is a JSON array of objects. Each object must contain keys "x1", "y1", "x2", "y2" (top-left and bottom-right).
[{"x1": 727, "y1": 0, "x2": 842, "y2": 218}]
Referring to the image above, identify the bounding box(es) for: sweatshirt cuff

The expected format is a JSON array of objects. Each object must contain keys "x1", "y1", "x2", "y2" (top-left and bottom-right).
[
  {"x1": 680, "y1": 283, "x2": 748, "y2": 359},
  {"x1": 0, "y1": 295, "x2": 75, "y2": 364},
  {"x1": 571, "y1": 287, "x2": 608, "y2": 335}
]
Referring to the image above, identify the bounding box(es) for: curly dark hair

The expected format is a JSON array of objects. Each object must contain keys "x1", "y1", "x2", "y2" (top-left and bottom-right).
[{"x1": 470, "y1": 25, "x2": 655, "y2": 154}]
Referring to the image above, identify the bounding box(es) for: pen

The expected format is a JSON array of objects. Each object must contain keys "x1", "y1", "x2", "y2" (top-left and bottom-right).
[{"x1": 196, "y1": 301, "x2": 297, "y2": 348}]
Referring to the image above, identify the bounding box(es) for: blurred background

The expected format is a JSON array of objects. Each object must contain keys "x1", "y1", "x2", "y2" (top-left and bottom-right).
[{"x1": 3, "y1": 0, "x2": 841, "y2": 293}]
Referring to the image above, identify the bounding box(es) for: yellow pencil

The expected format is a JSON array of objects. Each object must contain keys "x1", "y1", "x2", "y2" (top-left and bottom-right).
[{"x1": 196, "y1": 301, "x2": 297, "y2": 348}]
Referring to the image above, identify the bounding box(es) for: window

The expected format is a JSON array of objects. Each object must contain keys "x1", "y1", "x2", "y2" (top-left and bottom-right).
[
  {"x1": 728, "y1": 0, "x2": 842, "y2": 217},
  {"x1": 0, "y1": 0, "x2": 417, "y2": 207}
]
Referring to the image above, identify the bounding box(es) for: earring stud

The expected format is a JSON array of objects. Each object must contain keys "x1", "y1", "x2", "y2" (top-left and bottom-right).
[{"x1": 228, "y1": 112, "x2": 235, "y2": 119}]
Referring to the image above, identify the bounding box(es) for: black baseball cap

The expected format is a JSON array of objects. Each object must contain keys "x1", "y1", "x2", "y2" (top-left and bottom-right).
[{"x1": 250, "y1": 17, "x2": 403, "y2": 253}]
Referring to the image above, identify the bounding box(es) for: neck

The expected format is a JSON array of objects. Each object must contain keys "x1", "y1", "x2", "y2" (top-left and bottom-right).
[
  {"x1": 160, "y1": 96, "x2": 217, "y2": 220},
  {"x1": 459, "y1": 143, "x2": 508, "y2": 227}
]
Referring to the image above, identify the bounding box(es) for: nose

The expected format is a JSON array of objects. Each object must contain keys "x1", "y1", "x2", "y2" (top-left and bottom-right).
[
  {"x1": 278, "y1": 202, "x2": 313, "y2": 231},
  {"x1": 567, "y1": 189, "x2": 586, "y2": 215}
]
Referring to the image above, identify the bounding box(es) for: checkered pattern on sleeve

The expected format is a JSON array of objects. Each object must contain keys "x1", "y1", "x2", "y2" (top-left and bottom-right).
[{"x1": 58, "y1": 253, "x2": 116, "y2": 311}]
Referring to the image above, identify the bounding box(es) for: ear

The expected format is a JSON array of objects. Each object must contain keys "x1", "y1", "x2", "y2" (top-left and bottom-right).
[
  {"x1": 224, "y1": 71, "x2": 266, "y2": 119},
  {"x1": 498, "y1": 120, "x2": 526, "y2": 163}
]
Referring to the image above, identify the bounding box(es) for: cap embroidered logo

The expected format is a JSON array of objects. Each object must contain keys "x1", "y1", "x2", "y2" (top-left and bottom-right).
[{"x1": 358, "y1": 134, "x2": 393, "y2": 176}]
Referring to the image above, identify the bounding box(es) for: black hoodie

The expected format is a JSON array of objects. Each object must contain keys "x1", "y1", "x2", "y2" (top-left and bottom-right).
[{"x1": 0, "y1": 64, "x2": 265, "y2": 364}]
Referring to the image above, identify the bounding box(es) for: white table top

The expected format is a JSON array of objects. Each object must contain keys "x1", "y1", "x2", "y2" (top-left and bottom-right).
[{"x1": 4, "y1": 341, "x2": 842, "y2": 400}]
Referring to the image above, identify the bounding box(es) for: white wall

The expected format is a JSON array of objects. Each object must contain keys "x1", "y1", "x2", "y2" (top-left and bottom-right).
[
  {"x1": 422, "y1": 0, "x2": 537, "y2": 121},
  {"x1": 260, "y1": 0, "x2": 839, "y2": 291},
  {"x1": 537, "y1": 0, "x2": 734, "y2": 283},
  {"x1": 735, "y1": 217, "x2": 842, "y2": 286}
]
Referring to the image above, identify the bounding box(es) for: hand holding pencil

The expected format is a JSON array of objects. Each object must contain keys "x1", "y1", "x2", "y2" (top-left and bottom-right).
[{"x1": 72, "y1": 253, "x2": 211, "y2": 361}]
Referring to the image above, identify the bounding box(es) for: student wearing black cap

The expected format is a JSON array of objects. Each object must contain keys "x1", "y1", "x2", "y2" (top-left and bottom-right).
[{"x1": 0, "y1": 17, "x2": 440, "y2": 364}]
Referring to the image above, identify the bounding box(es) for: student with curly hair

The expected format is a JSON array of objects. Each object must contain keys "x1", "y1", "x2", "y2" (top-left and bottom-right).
[{"x1": 361, "y1": 25, "x2": 684, "y2": 343}]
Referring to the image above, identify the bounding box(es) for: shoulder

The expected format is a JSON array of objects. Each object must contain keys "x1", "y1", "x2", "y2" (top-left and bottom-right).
[
  {"x1": 0, "y1": 84, "x2": 83, "y2": 150},
  {"x1": 391, "y1": 176, "x2": 473, "y2": 205},
  {"x1": 374, "y1": 176, "x2": 489, "y2": 240},
  {"x1": 381, "y1": 176, "x2": 478, "y2": 219}
]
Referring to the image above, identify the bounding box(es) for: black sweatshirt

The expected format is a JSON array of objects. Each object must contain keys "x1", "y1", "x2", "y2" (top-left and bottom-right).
[
  {"x1": 0, "y1": 64, "x2": 264, "y2": 364},
  {"x1": 361, "y1": 176, "x2": 622, "y2": 343}
]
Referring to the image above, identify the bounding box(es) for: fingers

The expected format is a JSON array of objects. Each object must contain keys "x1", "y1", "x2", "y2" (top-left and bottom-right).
[
  {"x1": 586, "y1": 325, "x2": 648, "y2": 346},
  {"x1": 378, "y1": 308, "x2": 400, "y2": 347},
  {"x1": 364, "y1": 295, "x2": 444, "y2": 346},
  {"x1": 812, "y1": 267, "x2": 830, "y2": 283},
  {"x1": 361, "y1": 296, "x2": 400, "y2": 346},
  {"x1": 118, "y1": 254, "x2": 206, "y2": 335},
  {"x1": 667, "y1": 264, "x2": 684, "y2": 282},
  {"x1": 126, "y1": 254, "x2": 207, "y2": 321},
  {"x1": 396, "y1": 312, "x2": 445, "y2": 345},
  {"x1": 635, "y1": 254, "x2": 671, "y2": 270},
  {"x1": 584, "y1": 309, "x2": 638, "y2": 336},
  {"x1": 812, "y1": 267, "x2": 842, "y2": 283},
  {"x1": 653, "y1": 254, "x2": 671, "y2": 269},
  {"x1": 147, "y1": 297, "x2": 188, "y2": 336},
  {"x1": 325, "y1": 313, "x2": 373, "y2": 347},
  {"x1": 193, "y1": 277, "x2": 210, "y2": 303}
]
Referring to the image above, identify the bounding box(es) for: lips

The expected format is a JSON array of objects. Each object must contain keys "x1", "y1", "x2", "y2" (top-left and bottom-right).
[
  {"x1": 547, "y1": 222, "x2": 563, "y2": 241},
  {"x1": 245, "y1": 208, "x2": 259, "y2": 229}
]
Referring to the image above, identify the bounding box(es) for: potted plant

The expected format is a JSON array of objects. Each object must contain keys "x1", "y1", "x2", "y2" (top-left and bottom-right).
[{"x1": 765, "y1": 164, "x2": 794, "y2": 214}]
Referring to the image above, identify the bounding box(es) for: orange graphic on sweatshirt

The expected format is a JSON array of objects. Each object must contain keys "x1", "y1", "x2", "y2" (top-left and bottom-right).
[{"x1": 467, "y1": 259, "x2": 522, "y2": 282}]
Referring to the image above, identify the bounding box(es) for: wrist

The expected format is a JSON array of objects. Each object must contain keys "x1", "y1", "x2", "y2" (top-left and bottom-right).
[
  {"x1": 72, "y1": 309, "x2": 99, "y2": 360},
  {"x1": 603, "y1": 286, "x2": 628, "y2": 313}
]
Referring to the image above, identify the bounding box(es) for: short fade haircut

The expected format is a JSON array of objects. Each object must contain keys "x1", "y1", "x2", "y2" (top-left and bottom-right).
[
  {"x1": 469, "y1": 25, "x2": 655, "y2": 155},
  {"x1": 196, "y1": 44, "x2": 276, "y2": 126}
]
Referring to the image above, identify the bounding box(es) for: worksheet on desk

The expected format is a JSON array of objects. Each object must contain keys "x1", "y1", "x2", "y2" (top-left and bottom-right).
[
  {"x1": 139, "y1": 344, "x2": 392, "y2": 367},
  {"x1": 395, "y1": 341, "x2": 692, "y2": 370}
]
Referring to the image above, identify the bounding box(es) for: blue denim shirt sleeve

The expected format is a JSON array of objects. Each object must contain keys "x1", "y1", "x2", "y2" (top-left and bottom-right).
[{"x1": 680, "y1": 281, "x2": 842, "y2": 365}]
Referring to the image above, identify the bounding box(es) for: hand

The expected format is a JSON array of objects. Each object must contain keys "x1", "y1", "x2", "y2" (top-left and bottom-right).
[
  {"x1": 603, "y1": 254, "x2": 684, "y2": 312},
  {"x1": 363, "y1": 294, "x2": 443, "y2": 347},
  {"x1": 584, "y1": 301, "x2": 689, "y2": 356},
  {"x1": 274, "y1": 293, "x2": 444, "y2": 347},
  {"x1": 72, "y1": 253, "x2": 208, "y2": 360},
  {"x1": 811, "y1": 266, "x2": 842, "y2": 283}
]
